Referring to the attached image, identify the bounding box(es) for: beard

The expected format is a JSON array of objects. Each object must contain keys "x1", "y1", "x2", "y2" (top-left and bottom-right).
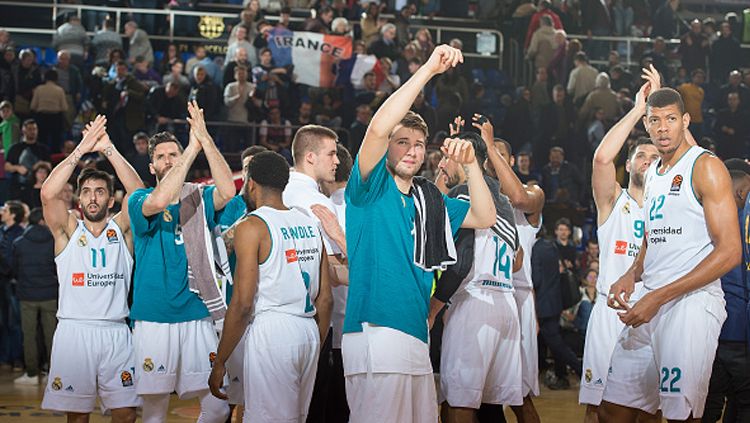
[
  {"x1": 83, "y1": 203, "x2": 108, "y2": 222},
  {"x1": 387, "y1": 160, "x2": 420, "y2": 180},
  {"x1": 154, "y1": 165, "x2": 172, "y2": 182},
  {"x1": 631, "y1": 170, "x2": 645, "y2": 188},
  {"x1": 242, "y1": 190, "x2": 255, "y2": 211},
  {"x1": 445, "y1": 172, "x2": 462, "y2": 189}
]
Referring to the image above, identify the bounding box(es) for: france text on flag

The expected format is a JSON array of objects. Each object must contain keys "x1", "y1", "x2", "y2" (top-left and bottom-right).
[{"x1": 268, "y1": 27, "x2": 353, "y2": 88}]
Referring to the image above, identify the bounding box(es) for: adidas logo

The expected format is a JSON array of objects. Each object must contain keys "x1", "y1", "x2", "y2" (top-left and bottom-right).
[
  {"x1": 232, "y1": 376, "x2": 240, "y2": 382},
  {"x1": 65, "y1": 385, "x2": 74, "y2": 392},
  {"x1": 157, "y1": 365, "x2": 166, "y2": 373}
]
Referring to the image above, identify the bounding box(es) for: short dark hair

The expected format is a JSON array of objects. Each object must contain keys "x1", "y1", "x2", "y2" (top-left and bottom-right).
[
  {"x1": 587, "y1": 238, "x2": 598, "y2": 245},
  {"x1": 44, "y1": 69, "x2": 58, "y2": 82},
  {"x1": 691, "y1": 68, "x2": 705, "y2": 78},
  {"x1": 291, "y1": 125, "x2": 339, "y2": 165},
  {"x1": 133, "y1": 131, "x2": 149, "y2": 143},
  {"x1": 281, "y1": 6, "x2": 291, "y2": 14},
  {"x1": 574, "y1": 52, "x2": 588, "y2": 63},
  {"x1": 77, "y1": 168, "x2": 115, "y2": 197},
  {"x1": 246, "y1": 151, "x2": 290, "y2": 192},
  {"x1": 148, "y1": 131, "x2": 183, "y2": 161},
  {"x1": 628, "y1": 137, "x2": 654, "y2": 159},
  {"x1": 647, "y1": 88, "x2": 685, "y2": 115},
  {"x1": 334, "y1": 143, "x2": 353, "y2": 183},
  {"x1": 408, "y1": 57, "x2": 422, "y2": 66},
  {"x1": 555, "y1": 217, "x2": 572, "y2": 231},
  {"x1": 494, "y1": 138, "x2": 513, "y2": 157},
  {"x1": 456, "y1": 131, "x2": 487, "y2": 169},
  {"x1": 241, "y1": 145, "x2": 268, "y2": 164},
  {"x1": 259, "y1": 47, "x2": 271, "y2": 56},
  {"x1": 4, "y1": 200, "x2": 25, "y2": 225},
  {"x1": 28, "y1": 207, "x2": 43, "y2": 225},
  {"x1": 22, "y1": 118, "x2": 36, "y2": 128}
]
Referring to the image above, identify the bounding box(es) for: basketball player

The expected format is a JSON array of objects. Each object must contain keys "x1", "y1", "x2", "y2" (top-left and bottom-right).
[
  {"x1": 429, "y1": 131, "x2": 524, "y2": 423},
  {"x1": 579, "y1": 67, "x2": 661, "y2": 423},
  {"x1": 127, "y1": 101, "x2": 235, "y2": 423},
  {"x1": 600, "y1": 88, "x2": 741, "y2": 422},
  {"x1": 40, "y1": 115, "x2": 144, "y2": 422},
  {"x1": 472, "y1": 114, "x2": 544, "y2": 423},
  {"x1": 343, "y1": 44, "x2": 496, "y2": 422},
  {"x1": 216, "y1": 144, "x2": 266, "y2": 421},
  {"x1": 281, "y1": 124, "x2": 342, "y2": 422},
  {"x1": 208, "y1": 151, "x2": 333, "y2": 422}
]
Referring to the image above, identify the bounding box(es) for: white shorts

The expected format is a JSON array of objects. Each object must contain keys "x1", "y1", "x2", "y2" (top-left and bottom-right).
[
  {"x1": 243, "y1": 312, "x2": 320, "y2": 423},
  {"x1": 602, "y1": 287, "x2": 726, "y2": 420},
  {"x1": 514, "y1": 287, "x2": 539, "y2": 397},
  {"x1": 343, "y1": 323, "x2": 437, "y2": 422},
  {"x1": 441, "y1": 290, "x2": 523, "y2": 408},
  {"x1": 42, "y1": 319, "x2": 140, "y2": 413},
  {"x1": 579, "y1": 294, "x2": 626, "y2": 406},
  {"x1": 224, "y1": 330, "x2": 246, "y2": 406},
  {"x1": 133, "y1": 318, "x2": 219, "y2": 398}
]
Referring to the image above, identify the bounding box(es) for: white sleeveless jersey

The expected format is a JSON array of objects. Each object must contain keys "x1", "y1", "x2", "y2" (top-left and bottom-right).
[
  {"x1": 596, "y1": 190, "x2": 645, "y2": 294},
  {"x1": 250, "y1": 206, "x2": 324, "y2": 318},
  {"x1": 461, "y1": 212, "x2": 519, "y2": 293},
  {"x1": 642, "y1": 146, "x2": 719, "y2": 293},
  {"x1": 512, "y1": 210, "x2": 541, "y2": 289},
  {"x1": 55, "y1": 219, "x2": 133, "y2": 321}
]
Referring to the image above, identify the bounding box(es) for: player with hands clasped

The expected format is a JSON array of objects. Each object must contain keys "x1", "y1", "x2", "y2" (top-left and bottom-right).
[{"x1": 40, "y1": 115, "x2": 145, "y2": 423}]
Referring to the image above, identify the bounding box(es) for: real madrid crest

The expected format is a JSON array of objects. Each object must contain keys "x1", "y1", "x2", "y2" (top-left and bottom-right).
[
  {"x1": 143, "y1": 357, "x2": 154, "y2": 372},
  {"x1": 198, "y1": 16, "x2": 225, "y2": 39},
  {"x1": 77, "y1": 234, "x2": 87, "y2": 247},
  {"x1": 52, "y1": 377, "x2": 63, "y2": 391},
  {"x1": 622, "y1": 201, "x2": 630, "y2": 214},
  {"x1": 163, "y1": 209, "x2": 173, "y2": 223}
]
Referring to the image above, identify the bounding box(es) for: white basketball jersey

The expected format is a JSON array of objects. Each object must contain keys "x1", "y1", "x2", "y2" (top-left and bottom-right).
[
  {"x1": 512, "y1": 210, "x2": 541, "y2": 289},
  {"x1": 596, "y1": 190, "x2": 645, "y2": 294},
  {"x1": 642, "y1": 146, "x2": 719, "y2": 293},
  {"x1": 55, "y1": 219, "x2": 133, "y2": 321},
  {"x1": 462, "y1": 217, "x2": 519, "y2": 293},
  {"x1": 250, "y1": 206, "x2": 324, "y2": 318}
]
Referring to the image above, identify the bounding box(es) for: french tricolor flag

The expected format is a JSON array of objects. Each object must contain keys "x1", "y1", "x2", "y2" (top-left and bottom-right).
[{"x1": 268, "y1": 27, "x2": 353, "y2": 88}]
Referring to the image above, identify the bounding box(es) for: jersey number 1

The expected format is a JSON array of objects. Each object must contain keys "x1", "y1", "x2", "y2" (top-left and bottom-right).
[{"x1": 91, "y1": 248, "x2": 106, "y2": 268}]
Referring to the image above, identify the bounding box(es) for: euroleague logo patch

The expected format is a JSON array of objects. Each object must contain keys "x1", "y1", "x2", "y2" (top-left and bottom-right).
[
  {"x1": 285, "y1": 249, "x2": 298, "y2": 263},
  {"x1": 72, "y1": 273, "x2": 85, "y2": 286},
  {"x1": 121, "y1": 370, "x2": 133, "y2": 387},
  {"x1": 670, "y1": 175, "x2": 683, "y2": 193},
  {"x1": 106, "y1": 229, "x2": 119, "y2": 243}
]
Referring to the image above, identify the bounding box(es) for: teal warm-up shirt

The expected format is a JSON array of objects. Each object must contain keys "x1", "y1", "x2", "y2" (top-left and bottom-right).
[
  {"x1": 215, "y1": 194, "x2": 248, "y2": 302},
  {"x1": 343, "y1": 155, "x2": 470, "y2": 343},
  {"x1": 128, "y1": 186, "x2": 218, "y2": 322}
]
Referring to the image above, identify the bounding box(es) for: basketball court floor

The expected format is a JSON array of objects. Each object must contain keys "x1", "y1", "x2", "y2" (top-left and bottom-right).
[{"x1": 0, "y1": 369, "x2": 588, "y2": 422}]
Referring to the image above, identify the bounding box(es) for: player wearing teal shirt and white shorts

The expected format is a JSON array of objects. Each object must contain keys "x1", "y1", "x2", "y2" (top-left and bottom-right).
[
  {"x1": 128, "y1": 102, "x2": 236, "y2": 423},
  {"x1": 342, "y1": 45, "x2": 497, "y2": 422}
]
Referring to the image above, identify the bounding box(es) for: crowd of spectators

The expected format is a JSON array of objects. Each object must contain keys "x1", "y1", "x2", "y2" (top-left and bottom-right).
[{"x1": 0, "y1": 0, "x2": 749, "y2": 389}]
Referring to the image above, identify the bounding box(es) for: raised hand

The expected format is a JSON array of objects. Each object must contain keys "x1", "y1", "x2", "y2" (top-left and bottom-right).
[
  {"x1": 449, "y1": 116, "x2": 464, "y2": 136},
  {"x1": 471, "y1": 113, "x2": 494, "y2": 145},
  {"x1": 187, "y1": 100, "x2": 212, "y2": 147},
  {"x1": 635, "y1": 64, "x2": 661, "y2": 109},
  {"x1": 79, "y1": 115, "x2": 107, "y2": 154},
  {"x1": 440, "y1": 137, "x2": 476, "y2": 165},
  {"x1": 423, "y1": 45, "x2": 464, "y2": 76}
]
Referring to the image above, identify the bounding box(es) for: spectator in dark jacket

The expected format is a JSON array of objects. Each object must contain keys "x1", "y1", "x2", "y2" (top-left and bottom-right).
[
  {"x1": 11, "y1": 207, "x2": 57, "y2": 385},
  {"x1": 189, "y1": 65, "x2": 221, "y2": 121},
  {"x1": 368, "y1": 24, "x2": 400, "y2": 62},
  {"x1": 532, "y1": 233, "x2": 582, "y2": 390},
  {"x1": 0, "y1": 200, "x2": 26, "y2": 371},
  {"x1": 541, "y1": 146, "x2": 585, "y2": 204},
  {"x1": 709, "y1": 23, "x2": 743, "y2": 86},
  {"x1": 678, "y1": 19, "x2": 709, "y2": 73}
]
